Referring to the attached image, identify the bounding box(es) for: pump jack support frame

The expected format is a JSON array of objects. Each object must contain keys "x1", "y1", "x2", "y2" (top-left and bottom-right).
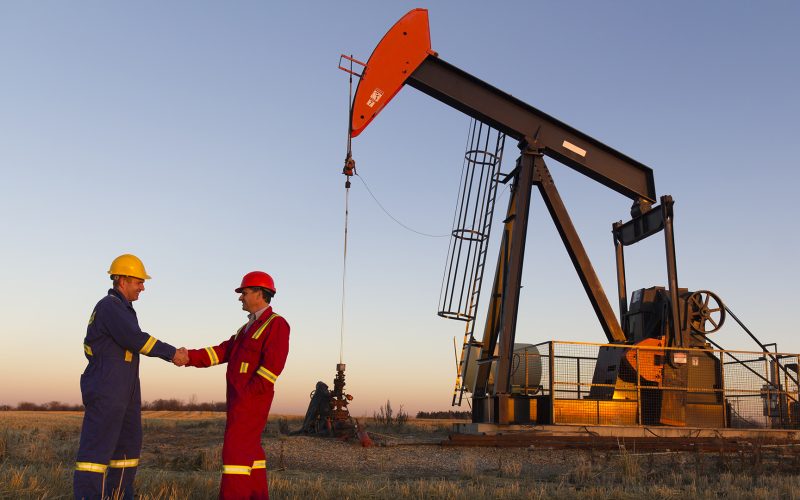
[
  {"x1": 474, "y1": 144, "x2": 637, "y2": 423},
  {"x1": 346, "y1": 9, "x2": 692, "y2": 424}
]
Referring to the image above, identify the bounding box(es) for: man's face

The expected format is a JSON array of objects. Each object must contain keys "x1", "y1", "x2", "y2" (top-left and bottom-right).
[
  {"x1": 239, "y1": 288, "x2": 267, "y2": 313},
  {"x1": 118, "y1": 276, "x2": 145, "y2": 302}
]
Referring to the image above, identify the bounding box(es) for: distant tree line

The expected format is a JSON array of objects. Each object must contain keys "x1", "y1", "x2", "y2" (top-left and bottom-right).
[
  {"x1": 3, "y1": 403, "x2": 470, "y2": 417},
  {"x1": 0, "y1": 401, "x2": 84, "y2": 411},
  {"x1": 142, "y1": 398, "x2": 226, "y2": 411},
  {"x1": 1, "y1": 399, "x2": 226, "y2": 412},
  {"x1": 415, "y1": 410, "x2": 471, "y2": 419}
]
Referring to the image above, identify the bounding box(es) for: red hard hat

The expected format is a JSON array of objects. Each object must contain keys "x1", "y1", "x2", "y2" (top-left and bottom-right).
[{"x1": 235, "y1": 271, "x2": 276, "y2": 294}]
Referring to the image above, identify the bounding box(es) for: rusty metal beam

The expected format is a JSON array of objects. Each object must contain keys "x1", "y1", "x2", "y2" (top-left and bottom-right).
[
  {"x1": 534, "y1": 156, "x2": 626, "y2": 343},
  {"x1": 407, "y1": 56, "x2": 656, "y2": 203}
]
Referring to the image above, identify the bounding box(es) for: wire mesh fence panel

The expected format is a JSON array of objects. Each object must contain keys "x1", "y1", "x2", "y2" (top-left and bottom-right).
[
  {"x1": 550, "y1": 343, "x2": 600, "y2": 399},
  {"x1": 724, "y1": 351, "x2": 800, "y2": 429},
  {"x1": 536, "y1": 341, "x2": 800, "y2": 429},
  {"x1": 510, "y1": 345, "x2": 545, "y2": 395},
  {"x1": 534, "y1": 342, "x2": 551, "y2": 398},
  {"x1": 548, "y1": 343, "x2": 634, "y2": 425},
  {"x1": 722, "y1": 350, "x2": 770, "y2": 428}
]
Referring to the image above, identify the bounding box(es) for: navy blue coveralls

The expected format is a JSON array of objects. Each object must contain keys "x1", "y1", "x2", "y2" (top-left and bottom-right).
[{"x1": 74, "y1": 288, "x2": 176, "y2": 500}]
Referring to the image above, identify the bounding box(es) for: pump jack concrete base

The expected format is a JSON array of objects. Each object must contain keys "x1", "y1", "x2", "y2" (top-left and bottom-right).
[{"x1": 447, "y1": 423, "x2": 800, "y2": 450}]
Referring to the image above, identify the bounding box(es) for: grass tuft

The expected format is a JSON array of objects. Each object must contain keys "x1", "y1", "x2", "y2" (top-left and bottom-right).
[{"x1": 458, "y1": 454, "x2": 477, "y2": 479}]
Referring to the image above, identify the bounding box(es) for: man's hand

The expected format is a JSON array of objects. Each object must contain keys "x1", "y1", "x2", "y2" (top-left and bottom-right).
[{"x1": 173, "y1": 347, "x2": 189, "y2": 366}]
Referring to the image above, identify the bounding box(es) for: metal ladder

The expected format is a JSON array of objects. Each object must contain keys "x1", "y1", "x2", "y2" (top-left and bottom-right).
[
  {"x1": 442, "y1": 121, "x2": 505, "y2": 406},
  {"x1": 451, "y1": 182, "x2": 498, "y2": 405}
]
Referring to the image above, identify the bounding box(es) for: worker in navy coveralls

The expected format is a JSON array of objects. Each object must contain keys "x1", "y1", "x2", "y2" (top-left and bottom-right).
[{"x1": 74, "y1": 254, "x2": 186, "y2": 500}]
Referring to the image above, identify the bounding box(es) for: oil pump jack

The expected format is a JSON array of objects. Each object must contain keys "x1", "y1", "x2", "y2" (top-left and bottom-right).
[{"x1": 342, "y1": 9, "x2": 798, "y2": 429}]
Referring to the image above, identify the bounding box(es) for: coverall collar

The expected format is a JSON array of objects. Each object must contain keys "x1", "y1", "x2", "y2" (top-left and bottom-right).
[
  {"x1": 108, "y1": 287, "x2": 133, "y2": 309},
  {"x1": 248, "y1": 305, "x2": 272, "y2": 323}
]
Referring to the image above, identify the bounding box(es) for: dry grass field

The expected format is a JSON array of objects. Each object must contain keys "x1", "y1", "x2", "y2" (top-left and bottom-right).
[{"x1": 2, "y1": 410, "x2": 800, "y2": 499}]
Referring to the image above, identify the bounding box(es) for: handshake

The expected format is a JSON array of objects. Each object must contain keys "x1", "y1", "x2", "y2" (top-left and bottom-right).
[{"x1": 172, "y1": 347, "x2": 189, "y2": 367}]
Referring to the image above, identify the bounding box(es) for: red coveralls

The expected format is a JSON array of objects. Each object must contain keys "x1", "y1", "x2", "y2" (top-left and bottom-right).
[{"x1": 187, "y1": 306, "x2": 290, "y2": 499}]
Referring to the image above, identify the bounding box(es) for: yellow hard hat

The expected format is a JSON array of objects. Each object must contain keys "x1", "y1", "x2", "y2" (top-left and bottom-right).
[{"x1": 108, "y1": 254, "x2": 151, "y2": 280}]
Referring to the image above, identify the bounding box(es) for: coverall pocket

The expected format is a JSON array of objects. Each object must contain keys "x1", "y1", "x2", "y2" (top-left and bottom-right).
[
  {"x1": 240, "y1": 337, "x2": 264, "y2": 355},
  {"x1": 79, "y1": 373, "x2": 94, "y2": 406},
  {"x1": 80, "y1": 361, "x2": 106, "y2": 404}
]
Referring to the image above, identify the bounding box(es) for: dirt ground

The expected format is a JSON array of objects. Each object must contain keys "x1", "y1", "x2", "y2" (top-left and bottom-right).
[
  {"x1": 268, "y1": 433, "x2": 569, "y2": 480},
  {"x1": 140, "y1": 413, "x2": 800, "y2": 486},
  {"x1": 134, "y1": 414, "x2": 601, "y2": 482},
  {"x1": 4, "y1": 411, "x2": 800, "y2": 498}
]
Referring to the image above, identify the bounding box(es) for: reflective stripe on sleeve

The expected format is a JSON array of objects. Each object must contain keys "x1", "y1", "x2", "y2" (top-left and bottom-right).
[
  {"x1": 75, "y1": 462, "x2": 107, "y2": 474},
  {"x1": 251, "y1": 314, "x2": 280, "y2": 340},
  {"x1": 205, "y1": 347, "x2": 220, "y2": 366},
  {"x1": 222, "y1": 464, "x2": 252, "y2": 475},
  {"x1": 140, "y1": 336, "x2": 157, "y2": 355},
  {"x1": 109, "y1": 458, "x2": 139, "y2": 468},
  {"x1": 83, "y1": 344, "x2": 93, "y2": 356},
  {"x1": 252, "y1": 459, "x2": 266, "y2": 469},
  {"x1": 256, "y1": 366, "x2": 277, "y2": 383},
  {"x1": 124, "y1": 350, "x2": 133, "y2": 362}
]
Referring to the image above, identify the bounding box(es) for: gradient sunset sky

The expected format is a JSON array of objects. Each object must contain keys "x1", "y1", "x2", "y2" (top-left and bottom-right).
[{"x1": 1, "y1": 1, "x2": 798, "y2": 415}]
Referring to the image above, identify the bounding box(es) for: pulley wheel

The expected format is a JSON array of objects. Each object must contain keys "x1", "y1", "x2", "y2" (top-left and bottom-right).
[{"x1": 687, "y1": 290, "x2": 725, "y2": 334}]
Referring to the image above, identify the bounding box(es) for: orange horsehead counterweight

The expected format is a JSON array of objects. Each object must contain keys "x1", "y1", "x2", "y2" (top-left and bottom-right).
[
  {"x1": 350, "y1": 9, "x2": 436, "y2": 138},
  {"x1": 346, "y1": 8, "x2": 654, "y2": 203}
]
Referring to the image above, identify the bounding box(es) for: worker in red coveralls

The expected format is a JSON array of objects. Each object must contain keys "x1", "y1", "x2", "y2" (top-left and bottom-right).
[{"x1": 181, "y1": 271, "x2": 290, "y2": 499}]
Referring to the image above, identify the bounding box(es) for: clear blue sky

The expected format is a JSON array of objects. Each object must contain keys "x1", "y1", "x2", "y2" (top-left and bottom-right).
[{"x1": 1, "y1": 2, "x2": 798, "y2": 415}]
